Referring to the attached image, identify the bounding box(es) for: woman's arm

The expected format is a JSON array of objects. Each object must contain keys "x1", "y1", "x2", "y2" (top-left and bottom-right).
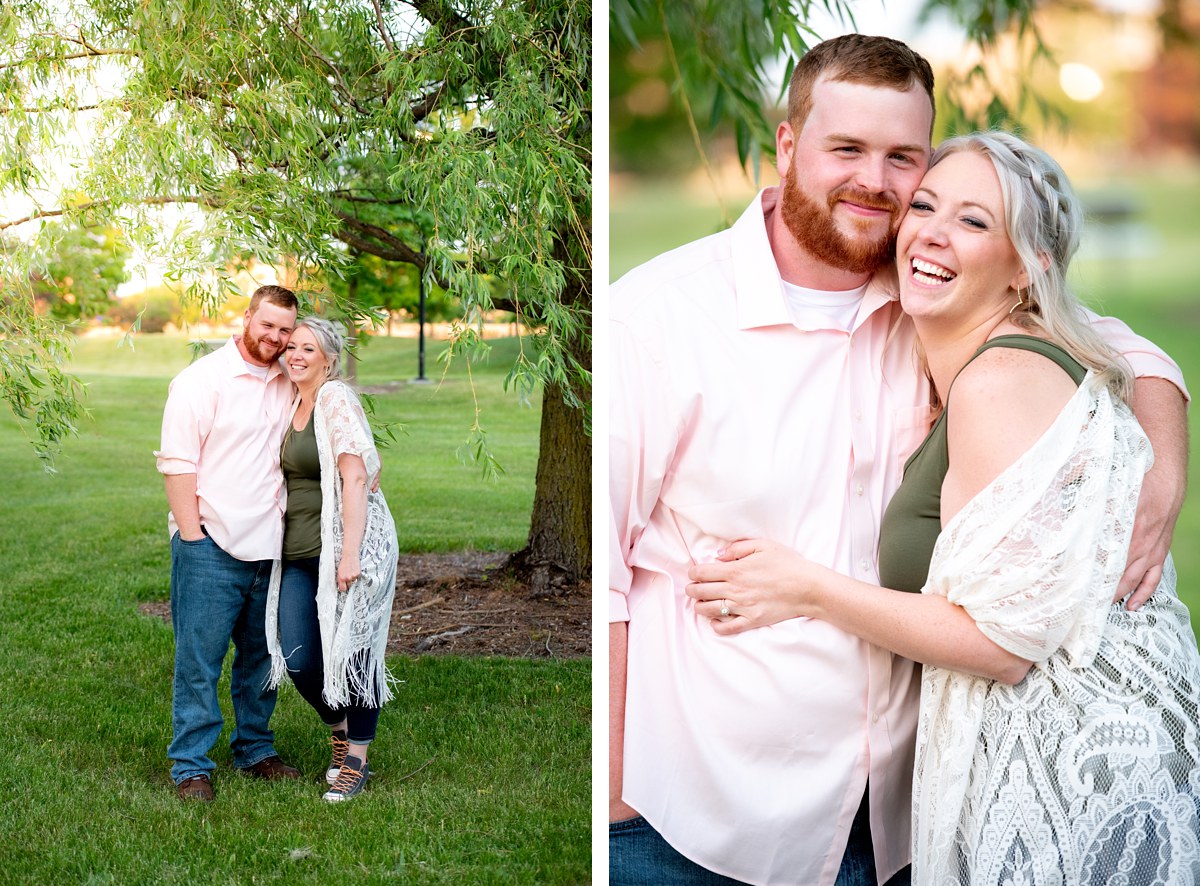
[
  {"x1": 686, "y1": 540, "x2": 1031, "y2": 683},
  {"x1": 336, "y1": 452, "x2": 368, "y2": 591},
  {"x1": 687, "y1": 348, "x2": 1080, "y2": 684}
]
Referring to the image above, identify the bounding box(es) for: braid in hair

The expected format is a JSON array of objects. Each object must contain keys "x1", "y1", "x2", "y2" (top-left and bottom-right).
[{"x1": 930, "y1": 132, "x2": 1132, "y2": 403}]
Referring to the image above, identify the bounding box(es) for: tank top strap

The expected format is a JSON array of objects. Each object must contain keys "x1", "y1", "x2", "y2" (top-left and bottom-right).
[{"x1": 965, "y1": 334, "x2": 1087, "y2": 387}]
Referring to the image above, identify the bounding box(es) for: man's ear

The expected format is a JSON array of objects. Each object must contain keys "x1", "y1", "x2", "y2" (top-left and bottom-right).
[{"x1": 776, "y1": 121, "x2": 796, "y2": 180}]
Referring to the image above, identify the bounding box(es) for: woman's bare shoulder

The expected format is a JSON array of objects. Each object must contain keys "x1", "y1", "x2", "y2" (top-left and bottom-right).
[{"x1": 942, "y1": 344, "x2": 1079, "y2": 517}]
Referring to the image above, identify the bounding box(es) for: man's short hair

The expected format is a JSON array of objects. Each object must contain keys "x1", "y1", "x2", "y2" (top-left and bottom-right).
[
  {"x1": 787, "y1": 34, "x2": 936, "y2": 133},
  {"x1": 247, "y1": 284, "x2": 298, "y2": 315}
]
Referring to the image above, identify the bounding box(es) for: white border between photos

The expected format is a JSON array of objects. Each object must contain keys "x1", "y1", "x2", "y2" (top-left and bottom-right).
[{"x1": 592, "y1": 4, "x2": 612, "y2": 883}]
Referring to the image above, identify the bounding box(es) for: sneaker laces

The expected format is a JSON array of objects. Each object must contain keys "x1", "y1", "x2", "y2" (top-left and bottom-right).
[
  {"x1": 330, "y1": 757, "x2": 364, "y2": 793},
  {"x1": 329, "y1": 732, "x2": 350, "y2": 771}
]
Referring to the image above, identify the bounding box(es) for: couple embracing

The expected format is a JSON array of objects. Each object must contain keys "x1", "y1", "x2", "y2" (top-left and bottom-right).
[
  {"x1": 611, "y1": 34, "x2": 1200, "y2": 886},
  {"x1": 156, "y1": 286, "x2": 397, "y2": 804}
]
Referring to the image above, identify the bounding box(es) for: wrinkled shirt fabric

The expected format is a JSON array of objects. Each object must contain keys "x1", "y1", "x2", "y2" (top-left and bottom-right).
[{"x1": 156, "y1": 338, "x2": 292, "y2": 561}]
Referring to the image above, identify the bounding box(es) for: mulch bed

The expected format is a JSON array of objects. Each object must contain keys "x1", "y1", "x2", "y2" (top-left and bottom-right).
[{"x1": 137, "y1": 551, "x2": 592, "y2": 659}]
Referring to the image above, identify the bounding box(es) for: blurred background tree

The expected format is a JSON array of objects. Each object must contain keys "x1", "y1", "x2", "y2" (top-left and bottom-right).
[
  {"x1": 24, "y1": 222, "x2": 130, "y2": 324},
  {"x1": 610, "y1": 0, "x2": 1200, "y2": 189},
  {"x1": 327, "y1": 253, "x2": 461, "y2": 332}
]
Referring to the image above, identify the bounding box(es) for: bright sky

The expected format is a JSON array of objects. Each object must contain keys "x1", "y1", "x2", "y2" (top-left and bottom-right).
[
  {"x1": 805, "y1": 0, "x2": 966, "y2": 55},
  {"x1": 805, "y1": 0, "x2": 1158, "y2": 59}
]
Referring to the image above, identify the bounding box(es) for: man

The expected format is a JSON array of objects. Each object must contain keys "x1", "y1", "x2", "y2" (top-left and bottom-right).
[
  {"x1": 609, "y1": 35, "x2": 1189, "y2": 885},
  {"x1": 156, "y1": 284, "x2": 303, "y2": 801}
]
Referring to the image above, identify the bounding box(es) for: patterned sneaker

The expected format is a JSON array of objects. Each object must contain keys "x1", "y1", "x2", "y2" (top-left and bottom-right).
[
  {"x1": 326, "y1": 729, "x2": 350, "y2": 786},
  {"x1": 323, "y1": 754, "x2": 369, "y2": 802}
]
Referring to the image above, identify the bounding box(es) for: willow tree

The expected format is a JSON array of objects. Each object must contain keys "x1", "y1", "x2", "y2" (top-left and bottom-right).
[
  {"x1": 0, "y1": 0, "x2": 592, "y2": 582},
  {"x1": 610, "y1": 0, "x2": 1081, "y2": 172}
]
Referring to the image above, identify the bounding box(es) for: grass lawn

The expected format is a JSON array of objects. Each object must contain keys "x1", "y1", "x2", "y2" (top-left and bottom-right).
[
  {"x1": 611, "y1": 164, "x2": 1200, "y2": 617},
  {"x1": 0, "y1": 333, "x2": 589, "y2": 884}
]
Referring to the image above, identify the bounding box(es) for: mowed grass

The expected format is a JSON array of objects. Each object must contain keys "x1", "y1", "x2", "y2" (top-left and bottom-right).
[
  {"x1": 0, "y1": 333, "x2": 589, "y2": 885},
  {"x1": 612, "y1": 164, "x2": 1200, "y2": 616}
]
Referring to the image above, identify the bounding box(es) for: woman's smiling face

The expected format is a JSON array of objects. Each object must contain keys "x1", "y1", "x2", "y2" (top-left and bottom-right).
[
  {"x1": 284, "y1": 325, "x2": 330, "y2": 387},
  {"x1": 896, "y1": 150, "x2": 1025, "y2": 328}
]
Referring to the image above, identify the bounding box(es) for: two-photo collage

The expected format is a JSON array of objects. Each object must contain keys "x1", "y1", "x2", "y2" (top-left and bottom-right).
[{"x1": 2, "y1": 1, "x2": 1199, "y2": 883}]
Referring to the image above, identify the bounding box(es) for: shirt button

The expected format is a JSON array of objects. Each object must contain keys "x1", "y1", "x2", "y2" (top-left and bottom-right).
[
  {"x1": 855, "y1": 411, "x2": 863, "y2": 421},
  {"x1": 859, "y1": 559, "x2": 869, "y2": 571},
  {"x1": 873, "y1": 714, "x2": 880, "y2": 724},
  {"x1": 856, "y1": 483, "x2": 864, "y2": 496}
]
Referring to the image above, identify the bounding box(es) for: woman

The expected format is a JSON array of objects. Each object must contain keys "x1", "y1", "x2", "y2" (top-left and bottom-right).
[
  {"x1": 688, "y1": 133, "x2": 1200, "y2": 883},
  {"x1": 265, "y1": 316, "x2": 398, "y2": 802}
]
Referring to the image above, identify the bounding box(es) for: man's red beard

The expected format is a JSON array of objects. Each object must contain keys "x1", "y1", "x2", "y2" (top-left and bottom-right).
[
  {"x1": 243, "y1": 328, "x2": 283, "y2": 364},
  {"x1": 780, "y1": 170, "x2": 900, "y2": 276}
]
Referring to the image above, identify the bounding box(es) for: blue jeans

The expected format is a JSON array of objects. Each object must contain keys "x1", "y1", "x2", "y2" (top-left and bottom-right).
[
  {"x1": 837, "y1": 789, "x2": 911, "y2": 886},
  {"x1": 609, "y1": 817, "x2": 749, "y2": 885},
  {"x1": 168, "y1": 531, "x2": 279, "y2": 783},
  {"x1": 609, "y1": 792, "x2": 912, "y2": 886},
  {"x1": 279, "y1": 556, "x2": 381, "y2": 743}
]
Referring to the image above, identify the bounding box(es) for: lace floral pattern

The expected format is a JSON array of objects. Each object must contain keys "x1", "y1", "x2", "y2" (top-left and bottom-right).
[
  {"x1": 913, "y1": 377, "x2": 1200, "y2": 885},
  {"x1": 315, "y1": 381, "x2": 397, "y2": 706},
  {"x1": 266, "y1": 380, "x2": 398, "y2": 707}
]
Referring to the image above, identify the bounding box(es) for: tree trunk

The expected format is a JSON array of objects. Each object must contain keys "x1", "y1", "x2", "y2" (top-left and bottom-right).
[
  {"x1": 511, "y1": 268, "x2": 591, "y2": 591},
  {"x1": 516, "y1": 377, "x2": 592, "y2": 589}
]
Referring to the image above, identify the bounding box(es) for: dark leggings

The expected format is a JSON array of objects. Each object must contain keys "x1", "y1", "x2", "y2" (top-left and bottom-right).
[{"x1": 278, "y1": 556, "x2": 381, "y2": 744}]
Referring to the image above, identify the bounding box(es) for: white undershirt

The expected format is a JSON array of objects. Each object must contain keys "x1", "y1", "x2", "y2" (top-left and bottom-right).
[
  {"x1": 780, "y1": 280, "x2": 868, "y2": 332},
  {"x1": 243, "y1": 361, "x2": 270, "y2": 381}
]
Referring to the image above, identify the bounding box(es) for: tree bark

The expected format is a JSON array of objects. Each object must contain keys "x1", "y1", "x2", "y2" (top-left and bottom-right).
[
  {"x1": 515, "y1": 375, "x2": 592, "y2": 590},
  {"x1": 511, "y1": 269, "x2": 591, "y2": 590}
]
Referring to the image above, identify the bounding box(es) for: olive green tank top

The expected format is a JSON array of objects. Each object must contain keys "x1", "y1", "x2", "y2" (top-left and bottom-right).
[
  {"x1": 281, "y1": 417, "x2": 323, "y2": 560},
  {"x1": 877, "y1": 335, "x2": 1087, "y2": 594}
]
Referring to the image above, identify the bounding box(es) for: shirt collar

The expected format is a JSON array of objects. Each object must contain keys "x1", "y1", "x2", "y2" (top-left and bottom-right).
[
  {"x1": 223, "y1": 336, "x2": 286, "y2": 381},
  {"x1": 731, "y1": 188, "x2": 901, "y2": 333}
]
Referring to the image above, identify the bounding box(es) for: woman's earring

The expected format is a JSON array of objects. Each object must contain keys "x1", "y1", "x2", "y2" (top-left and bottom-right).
[{"x1": 1009, "y1": 286, "x2": 1025, "y2": 315}]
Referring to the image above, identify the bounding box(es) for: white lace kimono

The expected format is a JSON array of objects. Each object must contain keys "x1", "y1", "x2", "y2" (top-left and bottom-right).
[
  {"x1": 913, "y1": 375, "x2": 1200, "y2": 886},
  {"x1": 266, "y1": 380, "x2": 399, "y2": 707}
]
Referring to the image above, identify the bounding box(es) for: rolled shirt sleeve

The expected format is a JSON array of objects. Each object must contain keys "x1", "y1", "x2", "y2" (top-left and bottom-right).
[
  {"x1": 1089, "y1": 309, "x2": 1190, "y2": 403},
  {"x1": 154, "y1": 340, "x2": 292, "y2": 561},
  {"x1": 608, "y1": 314, "x2": 677, "y2": 623},
  {"x1": 156, "y1": 370, "x2": 213, "y2": 475}
]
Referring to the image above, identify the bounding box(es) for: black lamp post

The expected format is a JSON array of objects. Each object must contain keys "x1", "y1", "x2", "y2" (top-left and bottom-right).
[{"x1": 413, "y1": 238, "x2": 430, "y2": 384}]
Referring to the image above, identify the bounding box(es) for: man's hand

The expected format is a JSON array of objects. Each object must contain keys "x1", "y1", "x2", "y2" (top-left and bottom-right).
[
  {"x1": 1119, "y1": 378, "x2": 1188, "y2": 609},
  {"x1": 1117, "y1": 459, "x2": 1183, "y2": 608}
]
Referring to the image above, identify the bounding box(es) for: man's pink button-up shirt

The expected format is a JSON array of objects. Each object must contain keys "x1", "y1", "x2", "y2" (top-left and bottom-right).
[
  {"x1": 609, "y1": 189, "x2": 1186, "y2": 886},
  {"x1": 156, "y1": 338, "x2": 294, "y2": 562}
]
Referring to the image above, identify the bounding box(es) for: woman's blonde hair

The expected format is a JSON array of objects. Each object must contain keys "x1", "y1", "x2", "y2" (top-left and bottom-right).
[
  {"x1": 931, "y1": 131, "x2": 1132, "y2": 402},
  {"x1": 294, "y1": 316, "x2": 347, "y2": 382}
]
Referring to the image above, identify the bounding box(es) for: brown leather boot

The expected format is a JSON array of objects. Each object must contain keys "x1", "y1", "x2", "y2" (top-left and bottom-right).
[
  {"x1": 176, "y1": 774, "x2": 214, "y2": 801},
  {"x1": 242, "y1": 755, "x2": 302, "y2": 780}
]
